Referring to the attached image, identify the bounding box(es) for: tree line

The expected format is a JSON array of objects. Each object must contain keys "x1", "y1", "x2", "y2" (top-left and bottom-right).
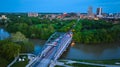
[
  {"x1": 73, "y1": 19, "x2": 120, "y2": 44},
  {"x1": 1, "y1": 13, "x2": 120, "y2": 44},
  {"x1": 0, "y1": 32, "x2": 34, "y2": 67}
]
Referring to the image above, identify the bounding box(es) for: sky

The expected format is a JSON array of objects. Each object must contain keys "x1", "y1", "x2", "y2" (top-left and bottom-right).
[{"x1": 0, "y1": 0, "x2": 120, "y2": 13}]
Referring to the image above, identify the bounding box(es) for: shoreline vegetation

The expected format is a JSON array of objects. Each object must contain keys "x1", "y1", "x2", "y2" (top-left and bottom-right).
[
  {"x1": 1, "y1": 15, "x2": 119, "y2": 44},
  {"x1": 56, "y1": 59, "x2": 120, "y2": 67},
  {"x1": 0, "y1": 13, "x2": 120, "y2": 66},
  {"x1": 0, "y1": 32, "x2": 34, "y2": 67}
]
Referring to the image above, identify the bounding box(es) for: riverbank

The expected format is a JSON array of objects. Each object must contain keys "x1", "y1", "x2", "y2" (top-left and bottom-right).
[
  {"x1": 61, "y1": 42, "x2": 120, "y2": 60},
  {"x1": 55, "y1": 59, "x2": 120, "y2": 67},
  {"x1": 29, "y1": 39, "x2": 46, "y2": 45},
  {"x1": 10, "y1": 55, "x2": 29, "y2": 67},
  {"x1": 29, "y1": 39, "x2": 120, "y2": 60}
]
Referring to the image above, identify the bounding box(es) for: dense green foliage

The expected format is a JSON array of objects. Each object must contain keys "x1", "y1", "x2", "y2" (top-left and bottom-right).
[
  {"x1": 18, "y1": 42, "x2": 34, "y2": 53},
  {"x1": 0, "y1": 32, "x2": 34, "y2": 67},
  {"x1": 0, "y1": 40, "x2": 21, "y2": 60},
  {"x1": 11, "y1": 32, "x2": 28, "y2": 42},
  {"x1": 0, "y1": 57, "x2": 9, "y2": 67},
  {"x1": 6, "y1": 23, "x2": 55, "y2": 39},
  {"x1": 73, "y1": 19, "x2": 120, "y2": 44},
  {"x1": 0, "y1": 32, "x2": 34, "y2": 66},
  {"x1": 1, "y1": 13, "x2": 120, "y2": 44},
  {"x1": 0, "y1": 40, "x2": 21, "y2": 67},
  {"x1": 57, "y1": 21, "x2": 75, "y2": 32},
  {"x1": 3, "y1": 14, "x2": 76, "y2": 40},
  {"x1": 0, "y1": 13, "x2": 120, "y2": 67},
  {"x1": 10, "y1": 32, "x2": 34, "y2": 53}
]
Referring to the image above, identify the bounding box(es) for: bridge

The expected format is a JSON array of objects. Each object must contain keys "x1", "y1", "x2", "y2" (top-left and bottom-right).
[{"x1": 26, "y1": 31, "x2": 73, "y2": 67}]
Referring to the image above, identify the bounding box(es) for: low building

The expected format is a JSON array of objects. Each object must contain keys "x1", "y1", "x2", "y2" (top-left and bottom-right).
[
  {"x1": 0, "y1": 15, "x2": 7, "y2": 19},
  {"x1": 28, "y1": 12, "x2": 38, "y2": 17}
]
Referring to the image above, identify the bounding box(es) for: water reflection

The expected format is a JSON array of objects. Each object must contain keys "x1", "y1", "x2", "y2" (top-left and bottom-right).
[
  {"x1": 30, "y1": 39, "x2": 45, "y2": 55},
  {"x1": 0, "y1": 28, "x2": 10, "y2": 40},
  {"x1": 0, "y1": 28, "x2": 119, "y2": 60},
  {"x1": 34, "y1": 45, "x2": 43, "y2": 55},
  {"x1": 71, "y1": 42, "x2": 75, "y2": 47},
  {"x1": 63, "y1": 43, "x2": 120, "y2": 60}
]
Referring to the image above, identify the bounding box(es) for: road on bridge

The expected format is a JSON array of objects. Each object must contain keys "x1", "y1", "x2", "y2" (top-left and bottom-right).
[{"x1": 29, "y1": 32, "x2": 72, "y2": 67}]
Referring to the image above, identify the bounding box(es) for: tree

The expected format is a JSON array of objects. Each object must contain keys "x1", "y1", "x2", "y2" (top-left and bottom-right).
[
  {"x1": 11, "y1": 32, "x2": 28, "y2": 42},
  {"x1": 19, "y1": 42, "x2": 34, "y2": 53},
  {"x1": 10, "y1": 32, "x2": 34, "y2": 53},
  {"x1": 72, "y1": 19, "x2": 120, "y2": 44},
  {"x1": 0, "y1": 41, "x2": 21, "y2": 60}
]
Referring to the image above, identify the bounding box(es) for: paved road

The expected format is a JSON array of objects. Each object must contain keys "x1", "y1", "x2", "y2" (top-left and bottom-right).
[
  {"x1": 54, "y1": 34, "x2": 72, "y2": 61},
  {"x1": 31, "y1": 43, "x2": 57, "y2": 67},
  {"x1": 27, "y1": 32, "x2": 72, "y2": 67},
  {"x1": 34, "y1": 47, "x2": 56, "y2": 67}
]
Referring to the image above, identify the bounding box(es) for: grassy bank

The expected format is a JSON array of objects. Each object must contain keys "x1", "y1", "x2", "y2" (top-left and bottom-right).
[
  {"x1": 0, "y1": 57, "x2": 9, "y2": 67},
  {"x1": 11, "y1": 60, "x2": 29, "y2": 67},
  {"x1": 59, "y1": 59, "x2": 120, "y2": 65},
  {"x1": 0, "y1": 57, "x2": 13, "y2": 67},
  {"x1": 67, "y1": 63, "x2": 104, "y2": 67},
  {"x1": 55, "y1": 63, "x2": 104, "y2": 67},
  {"x1": 11, "y1": 55, "x2": 29, "y2": 67},
  {"x1": 77, "y1": 59, "x2": 120, "y2": 65}
]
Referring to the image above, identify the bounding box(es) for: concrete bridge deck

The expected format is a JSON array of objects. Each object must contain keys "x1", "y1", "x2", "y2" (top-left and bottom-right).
[{"x1": 26, "y1": 32, "x2": 72, "y2": 67}]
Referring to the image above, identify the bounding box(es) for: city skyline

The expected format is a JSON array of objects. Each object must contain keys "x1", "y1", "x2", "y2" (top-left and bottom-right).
[{"x1": 0, "y1": 0, "x2": 120, "y2": 13}]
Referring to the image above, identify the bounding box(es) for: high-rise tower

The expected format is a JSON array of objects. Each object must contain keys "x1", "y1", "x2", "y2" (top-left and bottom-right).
[
  {"x1": 88, "y1": 6, "x2": 94, "y2": 18},
  {"x1": 96, "y1": 7, "x2": 103, "y2": 18}
]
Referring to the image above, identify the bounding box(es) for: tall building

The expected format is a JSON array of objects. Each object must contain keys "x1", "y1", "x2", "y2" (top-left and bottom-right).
[
  {"x1": 88, "y1": 6, "x2": 94, "y2": 18},
  {"x1": 97, "y1": 8, "x2": 102, "y2": 15},
  {"x1": 96, "y1": 7, "x2": 103, "y2": 18}
]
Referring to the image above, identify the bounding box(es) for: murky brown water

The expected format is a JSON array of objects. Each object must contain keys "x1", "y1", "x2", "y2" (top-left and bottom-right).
[
  {"x1": 2, "y1": 28, "x2": 120, "y2": 60},
  {"x1": 62, "y1": 43, "x2": 120, "y2": 60},
  {"x1": 31, "y1": 39, "x2": 120, "y2": 60}
]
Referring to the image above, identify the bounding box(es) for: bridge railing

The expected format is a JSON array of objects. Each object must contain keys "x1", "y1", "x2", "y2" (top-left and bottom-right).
[
  {"x1": 26, "y1": 32, "x2": 66, "y2": 67},
  {"x1": 53, "y1": 33, "x2": 72, "y2": 61}
]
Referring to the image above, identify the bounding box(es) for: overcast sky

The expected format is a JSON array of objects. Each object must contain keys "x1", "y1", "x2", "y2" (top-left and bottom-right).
[{"x1": 0, "y1": 0, "x2": 120, "y2": 13}]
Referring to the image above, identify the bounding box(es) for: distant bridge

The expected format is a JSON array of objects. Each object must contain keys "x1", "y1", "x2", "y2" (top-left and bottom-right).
[{"x1": 26, "y1": 31, "x2": 73, "y2": 67}]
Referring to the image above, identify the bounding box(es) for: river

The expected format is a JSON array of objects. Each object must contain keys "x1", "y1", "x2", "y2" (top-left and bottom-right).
[
  {"x1": 31, "y1": 40, "x2": 120, "y2": 60},
  {"x1": 0, "y1": 28, "x2": 120, "y2": 60},
  {"x1": 62, "y1": 43, "x2": 120, "y2": 60}
]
